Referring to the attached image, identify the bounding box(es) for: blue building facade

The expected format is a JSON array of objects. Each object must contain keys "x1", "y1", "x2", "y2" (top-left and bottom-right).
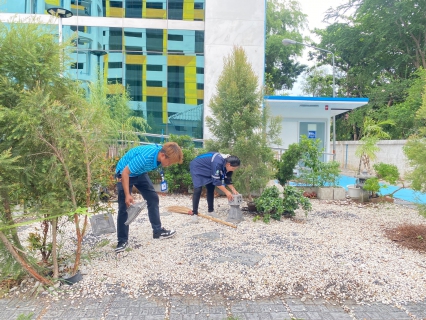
[{"x1": 0, "y1": 0, "x2": 205, "y2": 139}]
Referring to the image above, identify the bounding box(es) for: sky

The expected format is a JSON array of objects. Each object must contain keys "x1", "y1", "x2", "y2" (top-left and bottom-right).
[{"x1": 288, "y1": 0, "x2": 347, "y2": 95}]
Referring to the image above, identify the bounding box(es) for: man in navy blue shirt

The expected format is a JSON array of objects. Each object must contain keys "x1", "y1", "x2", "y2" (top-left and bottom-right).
[
  {"x1": 189, "y1": 153, "x2": 240, "y2": 223},
  {"x1": 114, "y1": 142, "x2": 183, "y2": 252}
]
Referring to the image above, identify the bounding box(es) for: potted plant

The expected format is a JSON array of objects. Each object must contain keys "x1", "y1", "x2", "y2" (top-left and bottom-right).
[
  {"x1": 316, "y1": 160, "x2": 345, "y2": 200},
  {"x1": 362, "y1": 163, "x2": 402, "y2": 202}
]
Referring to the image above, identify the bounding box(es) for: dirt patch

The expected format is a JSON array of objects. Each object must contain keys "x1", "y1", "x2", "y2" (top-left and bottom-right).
[{"x1": 384, "y1": 224, "x2": 426, "y2": 253}]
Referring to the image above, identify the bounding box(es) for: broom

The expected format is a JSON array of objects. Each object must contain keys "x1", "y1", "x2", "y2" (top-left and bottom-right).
[{"x1": 166, "y1": 206, "x2": 237, "y2": 228}]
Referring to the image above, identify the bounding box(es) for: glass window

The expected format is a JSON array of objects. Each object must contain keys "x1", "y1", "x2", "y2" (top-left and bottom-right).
[
  {"x1": 168, "y1": 0, "x2": 183, "y2": 20},
  {"x1": 147, "y1": 80, "x2": 163, "y2": 87},
  {"x1": 125, "y1": 0, "x2": 142, "y2": 18},
  {"x1": 109, "y1": 62, "x2": 123, "y2": 68},
  {"x1": 168, "y1": 34, "x2": 183, "y2": 41},
  {"x1": 146, "y1": 29, "x2": 163, "y2": 54},
  {"x1": 126, "y1": 64, "x2": 143, "y2": 101},
  {"x1": 108, "y1": 28, "x2": 123, "y2": 51},
  {"x1": 195, "y1": 31, "x2": 204, "y2": 54},
  {"x1": 147, "y1": 65, "x2": 163, "y2": 71}
]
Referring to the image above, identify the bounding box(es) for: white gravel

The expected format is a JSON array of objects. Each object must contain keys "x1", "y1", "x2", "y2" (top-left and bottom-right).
[{"x1": 14, "y1": 193, "x2": 426, "y2": 304}]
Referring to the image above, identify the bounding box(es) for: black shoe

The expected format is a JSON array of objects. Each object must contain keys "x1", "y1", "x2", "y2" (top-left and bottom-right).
[
  {"x1": 153, "y1": 227, "x2": 176, "y2": 239},
  {"x1": 115, "y1": 241, "x2": 128, "y2": 253}
]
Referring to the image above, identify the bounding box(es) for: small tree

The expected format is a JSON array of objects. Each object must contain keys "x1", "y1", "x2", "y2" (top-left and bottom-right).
[
  {"x1": 0, "y1": 20, "x2": 132, "y2": 283},
  {"x1": 404, "y1": 81, "x2": 426, "y2": 212},
  {"x1": 205, "y1": 46, "x2": 281, "y2": 199},
  {"x1": 355, "y1": 117, "x2": 395, "y2": 174},
  {"x1": 276, "y1": 143, "x2": 302, "y2": 185}
]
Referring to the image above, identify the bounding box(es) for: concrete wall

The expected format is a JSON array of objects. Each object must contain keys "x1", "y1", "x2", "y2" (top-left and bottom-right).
[
  {"x1": 203, "y1": 0, "x2": 265, "y2": 140},
  {"x1": 332, "y1": 140, "x2": 411, "y2": 178}
]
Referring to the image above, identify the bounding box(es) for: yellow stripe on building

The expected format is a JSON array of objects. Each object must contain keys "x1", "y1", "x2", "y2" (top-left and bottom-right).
[
  {"x1": 109, "y1": 7, "x2": 123, "y2": 18},
  {"x1": 194, "y1": 9, "x2": 204, "y2": 20},
  {"x1": 185, "y1": 57, "x2": 197, "y2": 105},
  {"x1": 142, "y1": 1, "x2": 146, "y2": 18},
  {"x1": 103, "y1": 54, "x2": 109, "y2": 84},
  {"x1": 162, "y1": 96, "x2": 168, "y2": 123},
  {"x1": 146, "y1": 87, "x2": 167, "y2": 96},
  {"x1": 163, "y1": 30, "x2": 167, "y2": 54},
  {"x1": 46, "y1": 0, "x2": 60, "y2": 5},
  {"x1": 183, "y1": 0, "x2": 195, "y2": 20},
  {"x1": 146, "y1": 9, "x2": 166, "y2": 19},
  {"x1": 168, "y1": 55, "x2": 196, "y2": 66},
  {"x1": 107, "y1": 84, "x2": 125, "y2": 94},
  {"x1": 126, "y1": 55, "x2": 146, "y2": 65},
  {"x1": 197, "y1": 89, "x2": 204, "y2": 100},
  {"x1": 71, "y1": 4, "x2": 84, "y2": 10}
]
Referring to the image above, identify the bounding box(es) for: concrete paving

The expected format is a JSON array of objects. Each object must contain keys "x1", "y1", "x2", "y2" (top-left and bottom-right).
[{"x1": 1, "y1": 293, "x2": 425, "y2": 320}]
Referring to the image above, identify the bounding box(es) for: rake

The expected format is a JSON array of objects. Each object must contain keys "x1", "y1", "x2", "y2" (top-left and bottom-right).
[
  {"x1": 166, "y1": 206, "x2": 237, "y2": 228},
  {"x1": 125, "y1": 201, "x2": 147, "y2": 225}
]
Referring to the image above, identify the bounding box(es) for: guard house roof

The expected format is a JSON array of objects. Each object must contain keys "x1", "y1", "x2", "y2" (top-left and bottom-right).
[{"x1": 265, "y1": 96, "x2": 369, "y2": 118}]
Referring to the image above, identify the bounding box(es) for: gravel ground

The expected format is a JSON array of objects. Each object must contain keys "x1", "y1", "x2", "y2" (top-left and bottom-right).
[{"x1": 13, "y1": 193, "x2": 426, "y2": 305}]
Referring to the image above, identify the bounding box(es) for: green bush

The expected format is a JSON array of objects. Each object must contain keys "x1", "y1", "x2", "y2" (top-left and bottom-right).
[
  {"x1": 164, "y1": 134, "x2": 202, "y2": 193},
  {"x1": 363, "y1": 177, "x2": 381, "y2": 196},
  {"x1": 373, "y1": 162, "x2": 399, "y2": 185},
  {"x1": 254, "y1": 185, "x2": 312, "y2": 221},
  {"x1": 276, "y1": 143, "x2": 302, "y2": 185},
  {"x1": 254, "y1": 186, "x2": 284, "y2": 221},
  {"x1": 282, "y1": 185, "x2": 312, "y2": 217}
]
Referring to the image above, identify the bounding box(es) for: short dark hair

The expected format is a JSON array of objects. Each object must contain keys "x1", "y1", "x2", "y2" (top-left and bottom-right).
[{"x1": 226, "y1": 155, "x2": 240, "y2": 167}]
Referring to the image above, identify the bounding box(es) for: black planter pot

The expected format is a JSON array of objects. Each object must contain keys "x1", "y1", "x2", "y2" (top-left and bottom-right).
[
  {"x1": 247, "y1": 201, "x2": 256, "y2": 212},
  {"x1": 63, "y1": 270, "x2": 83, "y2": 285},
  {"x1": 282, "y1": 211, "x2": 293, "y2": 218}
]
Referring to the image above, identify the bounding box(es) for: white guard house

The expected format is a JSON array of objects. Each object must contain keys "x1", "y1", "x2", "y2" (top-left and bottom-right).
[{"x1": 265, "y1": 96, "x2": 370, "y2": 161}]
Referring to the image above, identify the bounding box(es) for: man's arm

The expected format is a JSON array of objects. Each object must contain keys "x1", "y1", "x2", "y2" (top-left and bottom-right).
[{"x1": 121, "y1": 166, "x2": 134, "y2": 207}]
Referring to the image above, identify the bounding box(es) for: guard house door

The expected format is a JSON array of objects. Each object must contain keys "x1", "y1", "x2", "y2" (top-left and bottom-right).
[{"x1": 299, "y1": 122, "x2": 326, "y2": 162}]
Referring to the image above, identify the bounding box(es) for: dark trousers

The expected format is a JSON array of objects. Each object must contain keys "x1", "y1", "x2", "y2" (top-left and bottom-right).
[
  {"x1": 192, "y1": 183, "x2": 215, "y2": 215},
  {"x1": 116, "y1": 173, "x2": 161, "y2": 242}
]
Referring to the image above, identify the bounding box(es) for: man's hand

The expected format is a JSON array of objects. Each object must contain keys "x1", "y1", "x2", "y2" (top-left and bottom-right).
[
  {"x1": 125, "y1": 194, "x2": 134, "y2": 208},
  {"x1": 226, "y1": 191, "x2": 234, "y2": 201},
  {"x1": 229, "y1": 186, "x2": 239, "y2": 195}
]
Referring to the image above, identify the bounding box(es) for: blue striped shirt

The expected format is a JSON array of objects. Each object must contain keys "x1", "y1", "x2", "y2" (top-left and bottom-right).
[{"x1": 115, "y1": 144, "x2": 162, "y2": 177}]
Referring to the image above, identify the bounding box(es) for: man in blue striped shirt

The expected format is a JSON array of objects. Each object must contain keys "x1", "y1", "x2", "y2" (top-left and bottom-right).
[{"x1": 114, "y1": 142, "x2": 183, "y2": 253}]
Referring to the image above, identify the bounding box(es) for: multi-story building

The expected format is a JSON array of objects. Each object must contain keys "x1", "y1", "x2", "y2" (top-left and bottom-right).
[{"x1": 0, "y1": 0, "x2": 266, "y2": 142}]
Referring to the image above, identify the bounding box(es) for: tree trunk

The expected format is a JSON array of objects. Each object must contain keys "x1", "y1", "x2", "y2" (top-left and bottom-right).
[
  {"x1": 51, "y1": 218, "x2": 59, "y2": 279},
  {"x1": 0, "y1": 231, "x2": 52, "y2": 285},
  {"x1": 0, "y1": 189, "x2": 24, "y2": 250}
]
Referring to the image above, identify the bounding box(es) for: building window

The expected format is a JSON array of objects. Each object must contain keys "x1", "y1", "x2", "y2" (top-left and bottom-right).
[
  {"x1": 168, "y1": 34, "x2": 183, "y2": 41},
  {"x1": 109, "y1": 28, "x2": 122, "y2": 50},
  {"x1": 108, "y1": 62, "x2": 122, "y2": 68},
  {"x1": 146, "y1": 2, "x2": 163, "y2": 9},
  {"x1": 195, "y1": 31, "x2": 204, "y2": 54},
  {"x1": 71, "y1": 62, "x2": 84, "y2": 69},
  {"x1": 126, "y1": 64, "x2": 142, "y2": 101},
  {"x1": 196, "y1": 67, "x2": 204, "y2": 74},
  {"x1": 146, "y1": 29, "x2": 163, "y2": 54},
  {"x1": 146, "y1": 80, "x2": 163, "y2": 87},
  {"x1": 168, "y1": 0, "x2": 183, "y2": 20},
  {"x1": 147, "y1": 65, "x2": 163, "y2": 71},
  {"x1": 168, "y1": 66, "x2": 185, "y2": 104},
  {"x1": 125, "y1": 0, "x2": 142, "y2": 18},
  {"x1": 107, "y1": 77, "x2": 123, "y2": 84},
  {"x1": 124, "y1": 31, "x2": 142, "y2": 38}
]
